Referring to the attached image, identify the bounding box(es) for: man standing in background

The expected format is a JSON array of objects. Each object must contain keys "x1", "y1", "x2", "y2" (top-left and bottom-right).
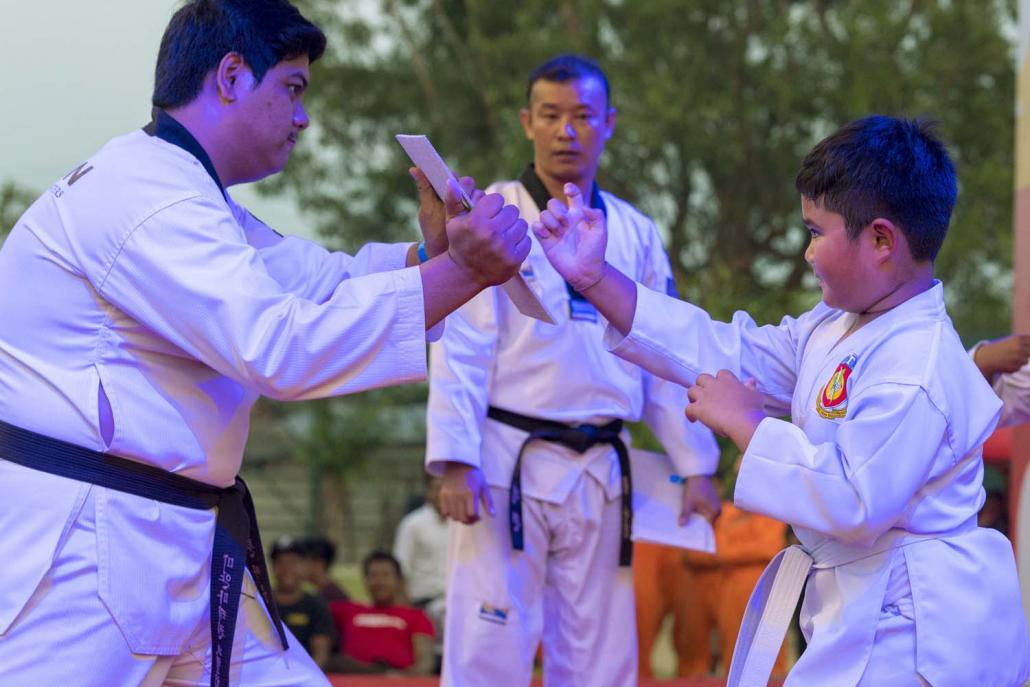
[{"x1": 426, "y1": 54, "x2": 721, "y2": 687}]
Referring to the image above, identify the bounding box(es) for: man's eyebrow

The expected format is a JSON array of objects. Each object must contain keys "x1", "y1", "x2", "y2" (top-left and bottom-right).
[{"x1": 288, "y1": 72, "x2": 309, "y2": 88}]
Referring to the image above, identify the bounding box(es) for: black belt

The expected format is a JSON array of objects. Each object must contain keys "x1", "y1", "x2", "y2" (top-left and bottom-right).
[
  {"x1": 486, "y1": 406, "x2": 633, "y2": 566},
  {"x1": 0, "y1": 419, "x2": 287, "y2": 687}
]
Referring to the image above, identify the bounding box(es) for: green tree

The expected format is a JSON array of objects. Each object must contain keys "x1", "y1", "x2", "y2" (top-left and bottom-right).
[
  {"x1": 0, "y1": 181, "x2": 36, "y2": 243},
  {"x1": 258, "y1": 0, "x2": 1017, "y2": 498},
  {"x1": 278, "y1": 0, "x2": 1015, "y2": 341}
]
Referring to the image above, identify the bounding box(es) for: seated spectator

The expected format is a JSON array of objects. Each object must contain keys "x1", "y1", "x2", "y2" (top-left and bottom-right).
[
  {"x1": 270, "y1": 536, "x2": 336, "y2": 670},
  {"x1": 393, "y1": 474, "x2": 448, "y2": 608},
  {"x1": 303, "y1": 535, "x2": 350, "y2": 602},
  {"x1": 331, "y1": 550, "x2": 435, "y2": 675}
]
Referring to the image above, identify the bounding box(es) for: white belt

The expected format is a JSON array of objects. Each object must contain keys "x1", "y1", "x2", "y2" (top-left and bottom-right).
[
  {"x1": 725, "y1": 520, "x2": 977, "y2": 687},
  {"x1": 725, "y1": 545, "x2": 812, "y2": 687}
]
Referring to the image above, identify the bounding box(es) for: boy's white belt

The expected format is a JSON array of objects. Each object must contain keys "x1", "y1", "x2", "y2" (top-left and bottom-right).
[{"x1": 725, "y1": 519, "x2": 977, "y2": 687}]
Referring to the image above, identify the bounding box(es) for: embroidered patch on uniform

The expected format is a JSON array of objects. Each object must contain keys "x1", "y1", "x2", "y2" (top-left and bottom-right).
[
  {"x1": 816, "y1": 354, "x2": 857, "y2": 419},
  {"x1": 666, "y1": 276, "x2": 680, "y2": 299},
  {"x1": 568, "y1": 298, "x2": 599, "y2": 322},
  {"x1": 478, "y1": 603, "x2": 510, "y2": 625}
]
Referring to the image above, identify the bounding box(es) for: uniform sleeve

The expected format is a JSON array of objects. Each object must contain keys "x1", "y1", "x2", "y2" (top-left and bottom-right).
[
  {"x1": 606, "y1": 283, "x2": 800, "y2": 414},
  {"x1": 93, "y1": 196, "x2": 427, "y2": 401},
  {"x1": 233, "y1": 203, "x2": 412, "y2": 303},
  {"x1": 734, "y1": 381, "x2": 948, "y2": 546},
  {"x1": 636, "y1": 221, "x2": 721, "y2": 477},
  {"x1": 425, "y1": 287, "x2": 500, "y2": 473}
]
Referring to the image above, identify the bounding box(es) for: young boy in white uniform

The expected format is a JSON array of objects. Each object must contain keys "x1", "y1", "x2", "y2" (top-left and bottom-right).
[
  {"x1": 532, "y1": 115, "x2": 1030, "y2": 686},
  {"x1": 426, "y1": 55, "x2": 721, "y2": 687},
  {"x1": 0, "y1": 2, "x2": 531, "y2": 686}
]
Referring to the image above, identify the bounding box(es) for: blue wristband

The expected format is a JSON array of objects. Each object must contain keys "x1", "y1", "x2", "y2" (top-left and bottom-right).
[{"x1": 417, "y1": 240, "x2": 429, "y2": 263}]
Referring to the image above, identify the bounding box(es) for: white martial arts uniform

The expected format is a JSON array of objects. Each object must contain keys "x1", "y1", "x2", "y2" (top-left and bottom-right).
[
  {"x1": 426, "y1": 172, "x2": 719, "y2": 687},
  {"x1": 393, "y1": 503, "x2": 449, "y2": 604},
  {"x1": 0, "y1": 119, "x2": 430, "y2": 686},
  {"x1": 608, "y1": 280, "x2": 1030, "y2": 686}
]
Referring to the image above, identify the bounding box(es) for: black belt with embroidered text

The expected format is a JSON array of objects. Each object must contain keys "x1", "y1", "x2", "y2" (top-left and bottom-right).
[
  {"x1": 0, "y1": 418, "x2": 287, "y2": 687},
  {"x1": 486, "y1": 406, "x2": 633, "y2": 566}
]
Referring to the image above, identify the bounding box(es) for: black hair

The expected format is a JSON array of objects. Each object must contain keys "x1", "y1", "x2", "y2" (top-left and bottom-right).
[
  {"x1": 795, "y1": 115, "x2": 957, "y2": 262},
  {"x1": 152, "y1": 0, "x2": 326, "y2": 109},
  {"x1": 362, "y1": 549, "x2": 403, "y2": 578},
  {"x1": 302, "y1": 535, "x2": 336, "y2": 566},
  {"x1": 526, "y1": 54, "x2": 610, "y2": 108},
  {"x1": 269, "y1": 535, "x2": 305, "y2": 561}
]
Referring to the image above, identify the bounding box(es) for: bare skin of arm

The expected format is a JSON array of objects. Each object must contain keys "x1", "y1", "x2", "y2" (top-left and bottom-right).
[
  {"x1": 974, "y1": 334, "x2": 1030, "y2": 380},
  {"x1": 308, "y1": 633, "x2": 332, "y2": 670},
  {"x1": 407, "y1": 634, "x2": 435, "y2": 675}
]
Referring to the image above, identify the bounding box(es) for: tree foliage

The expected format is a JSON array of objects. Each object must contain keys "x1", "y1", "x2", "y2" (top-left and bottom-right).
[
  {"x1": 0, "y1": 181, "x2": 36, "y2": 244},
  {"x1": 254, "y1": 1, "x2": 1017, "y2": 490},
  {"x1": 274, "y1": 0, "x2": 1016, "y2": 342}
]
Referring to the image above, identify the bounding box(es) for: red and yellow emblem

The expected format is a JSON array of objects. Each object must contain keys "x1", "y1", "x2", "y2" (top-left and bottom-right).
[{"x1": 816, "y1": 354, "x2": 857, "y2": 419}]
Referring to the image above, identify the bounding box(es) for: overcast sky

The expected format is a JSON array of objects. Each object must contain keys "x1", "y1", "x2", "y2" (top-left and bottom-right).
[{"x1": 0, "y1": 0, "x2": 316, "y2": 237}]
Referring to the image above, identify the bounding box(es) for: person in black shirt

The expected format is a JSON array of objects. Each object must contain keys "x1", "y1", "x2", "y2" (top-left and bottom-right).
[{"x1": 271, "y1": 536, "x2": 336, "y2": 669}]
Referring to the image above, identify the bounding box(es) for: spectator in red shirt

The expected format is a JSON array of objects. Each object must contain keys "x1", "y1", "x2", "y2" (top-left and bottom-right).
[{"x1": 331, "y1": 550, "x2": 435, "y2": 675}]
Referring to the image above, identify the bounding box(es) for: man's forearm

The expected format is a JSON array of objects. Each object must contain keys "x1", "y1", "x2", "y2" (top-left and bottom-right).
[{"x1": 419, "y1": 253, "x2": 484, "y2": 329}]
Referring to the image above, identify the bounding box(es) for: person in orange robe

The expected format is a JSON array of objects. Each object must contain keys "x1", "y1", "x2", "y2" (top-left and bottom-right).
[
  {"x1": 633, "y1": 541, "x2": 694, "y2": 678},
  {"x1": 680, "y1": 501, "x2": 788, "y2": 677}
]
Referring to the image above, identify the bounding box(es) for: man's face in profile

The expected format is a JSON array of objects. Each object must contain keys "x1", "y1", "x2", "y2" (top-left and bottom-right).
[{"x1": 230, "y1": 55, "x2": 311, "y2": 182}]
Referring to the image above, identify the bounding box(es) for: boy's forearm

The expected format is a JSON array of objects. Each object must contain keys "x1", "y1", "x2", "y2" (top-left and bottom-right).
[{"x1": 579, "y1": 263, "x2": 638, "y2": 336}]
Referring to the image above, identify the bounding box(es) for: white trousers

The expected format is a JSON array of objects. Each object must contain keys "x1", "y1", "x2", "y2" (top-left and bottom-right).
[
  {"x1": 0, "y1": 487, "x2": 328, "y2": 687},
  {"x1": 441, "y1": 478, "x2": 636, "y2": 687}
]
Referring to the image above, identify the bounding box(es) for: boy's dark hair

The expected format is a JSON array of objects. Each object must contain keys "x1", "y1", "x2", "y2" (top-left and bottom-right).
[
  {"x1": 152, "y1": 0, "x2": 326, "y2": 110},
  {"x1": 362, "y1": 549, "x2": 403, "y2": 577},
  {"x1": 795, "y1": 115, "x2": 957, "y2": 262},
  {"x1": 302, "y1": 535, "x2": 336, "y2": 566},
  {"x1": 527, "y1": 54, "x2": 610, "y2": 108}
]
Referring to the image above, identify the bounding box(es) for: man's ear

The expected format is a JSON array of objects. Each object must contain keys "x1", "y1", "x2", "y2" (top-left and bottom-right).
[
  {"x1": 214, "y1": 52, "x2": 250, "y2": 103},
  {"x1": 519, "y1": 107, "x2": 534, "y2": 141},
  {"x1": 604, "y1": 106, "x2": 618, "y2": 141}
]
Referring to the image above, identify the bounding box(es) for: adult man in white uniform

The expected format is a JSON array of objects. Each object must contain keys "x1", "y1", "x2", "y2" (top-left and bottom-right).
[
  {"x1": 532, "y1": 115, "x2": 1030, "y2": 685},
  {"x1": 0, "y1": 2, "x2": 530, "y2": 686},
  {"x1": 427, "y1": 55, "x2": 721, "y2": 687}
]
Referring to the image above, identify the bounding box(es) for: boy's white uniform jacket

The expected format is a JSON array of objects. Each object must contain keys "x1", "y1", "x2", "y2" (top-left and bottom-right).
[
  {"x1": 0, "y1": 127, "x2": 428, "y2": 654},
  {"x1": 608, "y1": 281, "x2": 1030, "y2": 686},
  {"x1": 426, "y1": 178, "x2": 718, "y2": 500}
]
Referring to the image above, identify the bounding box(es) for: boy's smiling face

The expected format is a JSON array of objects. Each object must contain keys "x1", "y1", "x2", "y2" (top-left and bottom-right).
[{"x1": 802, "y1": 196, "x2": 877, "y2": 312}]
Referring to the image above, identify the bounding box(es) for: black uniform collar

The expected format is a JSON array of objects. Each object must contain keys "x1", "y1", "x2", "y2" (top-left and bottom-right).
[
  {"x1": 518, "y1": 164, "x2": 606, "y2": 218},
  {"x1": 143, "y1": 109, "x2": 226, "y2": 195}
]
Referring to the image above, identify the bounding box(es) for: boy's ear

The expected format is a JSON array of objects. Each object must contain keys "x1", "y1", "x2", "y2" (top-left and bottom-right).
[{"x1": 869, "y1": 217, "x2": 902, "y2": 262}]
